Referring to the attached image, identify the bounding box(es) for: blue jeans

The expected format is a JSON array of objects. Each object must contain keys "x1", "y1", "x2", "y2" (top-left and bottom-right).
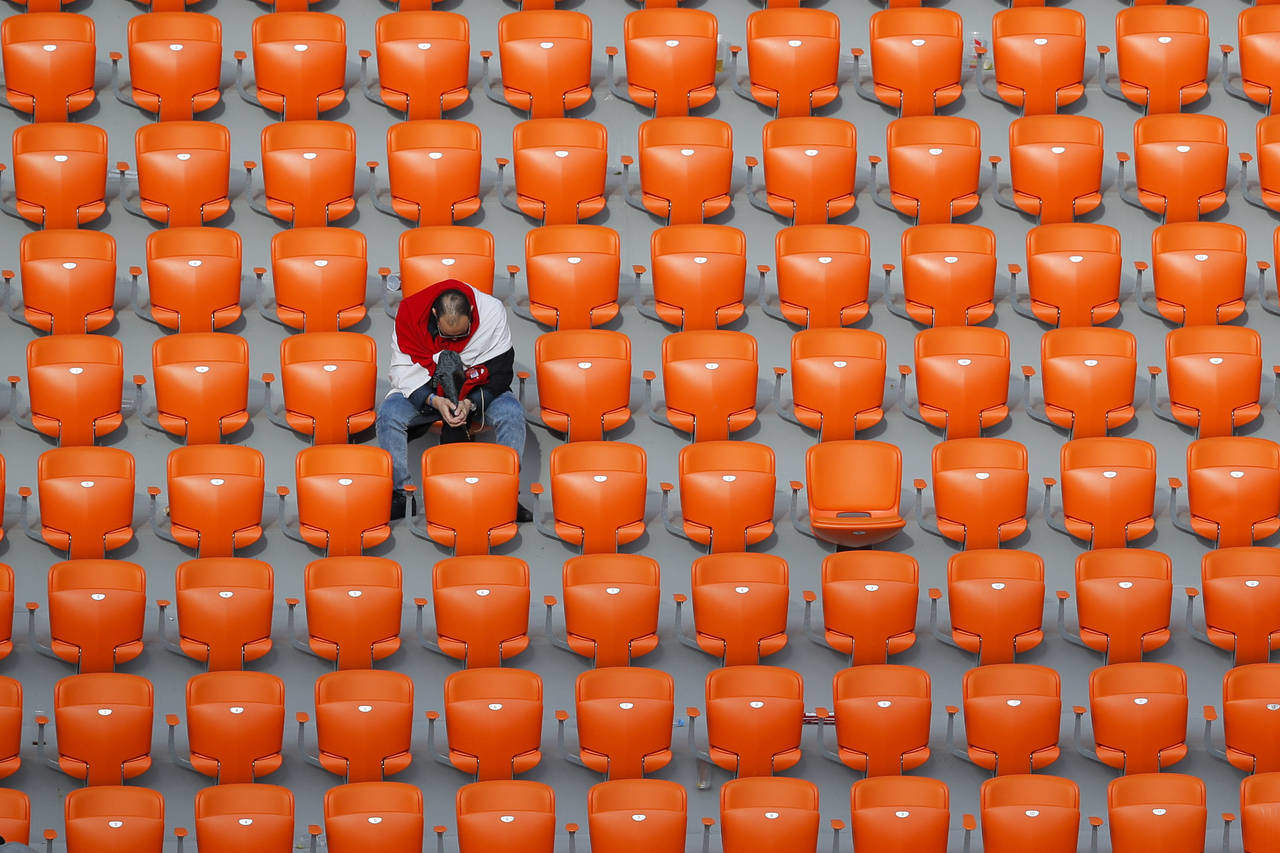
[{"x1": 375, "y1": 390, "x2": 527, "y2": 489}]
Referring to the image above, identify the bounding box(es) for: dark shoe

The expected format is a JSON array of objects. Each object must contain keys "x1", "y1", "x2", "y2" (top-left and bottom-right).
[
  {"x1": 516, "y1": 502, "x2": 533, "y2": 523},
  {"x1": 390, "y1": 489, "x2": 408, "y2": 521}
]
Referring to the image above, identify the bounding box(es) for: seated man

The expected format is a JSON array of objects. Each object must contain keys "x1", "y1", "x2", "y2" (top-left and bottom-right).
[{"x1": 376, "y1": 278, "x2": 530, "y2": 521}]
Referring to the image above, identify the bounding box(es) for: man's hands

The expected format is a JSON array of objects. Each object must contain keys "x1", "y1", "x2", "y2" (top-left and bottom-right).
[{"x1": 430, "y1": 395, "x2": 474, "y2": 428}]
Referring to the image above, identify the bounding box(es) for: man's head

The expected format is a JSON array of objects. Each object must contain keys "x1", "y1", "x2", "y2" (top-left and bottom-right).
[{"x1": 432, "y1": 289, "x2": 472, "y2": 341}]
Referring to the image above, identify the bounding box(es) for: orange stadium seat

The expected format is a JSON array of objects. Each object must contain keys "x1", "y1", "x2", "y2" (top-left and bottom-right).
[
  {"x1": 1243, "y1": 115, "x2": 1280, "y2": 214},
  {"x1": 394, "y1": 226, "x2": 495, "y2": 307},
  {"x1": 17, "y1": 334, "x2": 125, "y2": 447},
  {"x1": 931, "y1": 550, "x2": 1044, "y2": 665},
  {"x1": 719, "y1": 778, "x2": 821, "y2": 853},
  {"x1": 948, "y1": 664, "x2": 1061, "y2": 775},
  {"x1": 4, "y1": 123, "x2": 108, "y2": 229},
  {"x1": 1118, "y1": 114, "x2": 1228, "y2": 223},
  {"x1": 1024, "y1": 328, "x2": 1138, "y2": 438},
  {"x1": 871, "y1": 116, "x2": 982, "y2": 225},
  {"x1": 421, "y1": 555, "x2": 530, "y2": 667},
  {"x1": 497, "y1": 119, "x2": 608, "y2": 226},
  {"x1": 514, "y1": 225, "x2": 621, "y2": 330},
  {"x1": 1150, "y1": 326, "x2": 1262, "y2": 437},
  {"x1": 851, "y1": 8, "x2": 963, "y2": 117},
  {"x1": 587, "y1": 779, "x2": 686, "y2": 853},
  {"x1": 990, "y1": 115, "x2": 1104, "y2": 224},
  {"x1": 323, "y1": 782, "x2": 423, "y2": 853},
  {"x1": 116, "y1": 12, "x2": 222, "y2": 121},
  {"x1": 1, "y1": 12, "x2": 96, "y2": 122},
  {"x1": 624, "y1": 117, "x2": 734, "y2": 225},
  {"x1": 149, "y1": 445, "x2": 265, "y2": 557},
  {"x1": 558, "y1": 667, "x2": 674, "y2": 779},
  {"x1": 144, "y1": 333, "x2": 250, "y2": 445},
  {"x1": 299, "y1": 670, "x2": 414, "y2": 782},
  {"x1": 1099, "y1": 6, "x2": 1209, "y2": 114},
  {"x1": 8, "y1": 230, "x2": 115, "y2": 334},
  {"x1": 978, "y1": 8, "x2": 1086, "y2": 115},
  {"x1": 1043, "y1": 437, "x2": 1157, "y2": 549},
  {"x1": 774, "y1": 328, "x2": 887, "y2": 441},
  {"x1": 794, "y1": 440, "x2": 906, "y2": 549},
  {"x1": 162, "y1": 557, "x2": 274, "y2": 671},
  {"x1": 134, "y1": 228, "x2": 242, "y2": 332},
  {"x1": 1009, "y1": 223, "x2": 1123, "y2": 328},
  {"x1": 25, "y1": 446, "x2": 135, "y2": 558},
  {"x1": 1058, "y1": 549, "x2": 1173, "y2": 665},
  {"x1": 521, "y1": 330, "x2": 631, "y2": 441},
  {"x1": 63, "y1": 787, "x2": 164, "y2": 853},
  {"x1": 31, "y1": 558, "x2": 146, "y2": 673},
  {"x1": 1075, "y1": 662, "x2": 1189, "y2": 774},
  {"x1": 646, "y1": 331, "x2": 758, "y2": 441},
  {"x1": 1171, "y1": 437, "x2": 1280, "y2": 548},
  {"x1": 900, "y1": 327, "x2": 1011, "y2": 438},
  {"x1": 169, "y1": 671, "x2": 285, "y2": 784},
  {"x1": 410, "y1": 443, "x2": 520, "y2": 556},
  {"x1": 530, "y1": 441, "x2": 645, "y2": 553},
  {"x1": 237, "y1": 12, "x2": 346, "y2": 120},
  {"x1": 1240, "y1": 772, "x2": 1280, "y2": 853},
  {"x1": 290, "y1": 556, "x2": 402, "y2": 670},
  {"x1": 733, "y1": 9, "x2": 840, "y2": 117},
  {"x1": 284, "y1": 445, "x2": 393, "y2": 557},
  {"x1": 802, "y1": 551, "x2": 918, "y2": 666},
  {"x1": 1203, "y1": 663, "x2": 1280, "y2": 773},
  {"x1": 851, "y1": 777, "x2": 950, "y2": 853},
  {"x1": 887, "y1": 224, "x2": 997, "y2": 327},
  {"x1": 641, "y1": 224, "x2": 747, "y2": 330},
  {"x1": 1189, "y1": 547, "x2": 1280, "y2": 666},
  {"x1": 914, "y1": 438, "x2": 1029, "y2": 550},
  {"x1": 763, "y1": 224, "x2": 872, "y2": 327},
  {"x1": 0, "y1": 678, "x2": 18, "y2": 784},
  {"x1": 546, "y1": 553, "x2": 661, "y2": 667},
  {"x1": 249, "y1": 121, "x2": 357, "y2": 227},
  {"x1": 363, "y1": 11, "x2": 470, "y2": 120},
  {"x1": 455, "y1": 781, "x2": 555, "y2": 853},
  {"x1": 1224, "y1": 6, "x2": 1280, "y2": 114},
  {"x1": 692, "y1": 665, "x2": 804, "y2": 785},
  {"x1": 675, "y1": 553, "x2": 788, "y2": 666},
  {"x1": 40, "y1": 672, "x2": 154, "y2": 785},
  {"x1": 607, "y1": 9, "x2": 717, "y2": 117},
  {"x1": 369, "y1": 120, "x2": 481, "y2": 226},
  {"x1": 819, "y1": 664, "x2": 930, "y2": 776},
  {"x1": 433, "y1": 668, "x2": 543, "y2": 781},
  {"x1": 1138, "y1": 222, "x2": 1248, "y2": 326},
  {"x1": 662, "y1": 441, "x2": 776, "y2": 553},
  {"x1": 0, "y1": 567, "x2": 13, "y2": 663},
  {"x1": 260, "y1": 228, "x2": 368, "y2": 332},
  {"x1": 0, "y1": 788, "x2": 27, "y2": 846},
  {"x1": 746, "y1": 117, "x2": 856, "y2": 224},
  {"x1": 972, "y1": 775, "x2": 1080, "y2": 853},
  {"x1": 1106, "y1": 774, "x2": 1205, "y2": 853},
  {"x1": 119, "y1": 122, "x2": 230, "y2": 227},
  {"x1": 194, "y1": 784, "x2": 294, "y2": 853},
  {"x1": 485, "y1": 11, "x2": 593, "y2": 118},
  {"x1": 265, "y1": 332, "x2": 377, "y2": 445}
]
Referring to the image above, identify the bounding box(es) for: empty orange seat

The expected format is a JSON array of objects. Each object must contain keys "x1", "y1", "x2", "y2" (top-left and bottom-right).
[
  {"x1": 533, "y1": 442, "x2": 645, "y2": 553},
  {"x1": 261, "y1": 228, "x2": 367, "y2": 332},
  {"x1": 118, "y1": 12, "x2": 222, "y2": 121},
  {"x1": 287, "y1": 445, "x2": 393, "y2": 556},
  {"x1": 412, "y1": 443, "x2": 519, "y2": 556},
  {"x1": 549, "y1": 554, "x2": 661, "y2": 667},
  {"x1": 35, "y1": 559, "x2": 146, "y2": 673},
  {"x1": 696, "y1": 665, "x2": 804, "y2": 783},
  {"x1": 0, "y1": 569, "x2": 14, "y2": 665},
  {"x1": 251, "y1": 121, "x2": 356, "y2": 227},
  {"x1": 1107, "y1": 774, "x2": 1205, "y2": 853},
  {"x1": 735, "y1": 9, "x2": 840, "y2": 117},
  {"x1": 1011, "y1": 223, "x2": 1123, "y2": 328},
  {"x1": 647, "y1": 331, "x2": 758, "y2": 441},
  {"x1": 1060, "y1": 549, "x2": 1173, "y2": 664},
  {"x1": 1191, "y1": 548, "x2": 1280, "y2": 666},
  {"x1": 146, "y1": 333, "x2": 250, "y2": 445},
  {"x1": 301, "y1": 670, "x2": 414, "y2": 782},
  {"x1": 719, "y1": 778, "x2": 820, "y2": 852},
  {"x1": 901, "y1": 327, "x2": 1011, "y2": 438},
  {"x1": 41, "y1": 672, "x2": 153, "y2": 785},
  {"x1": 803, "y1": 551, "x2": 918, "y2": 666},
  {"x1": 171, "y1": 671, "x2": 284, "y2": 783},
  {"x1": 1173, "y1": 438, "x2": 1280, "y2": 548},
  {"x1": 371, "y1": 120, "x2": 480, "y2": 226},
  {"x1": 1025, "y1": 327, "x2": 1138, "y2": 438},
  {"x1": 1151, "y1": 326, "x2": 1262, "y2": 437},
  {"x1": 747, "y1": 117, "x2": 856, "y2": 224},
  {"x1": 516, "y1": 225, "x2": 621, "y2": 329},
  {"x1": 455, "y1": 780, "x2": 555, "y2": 853},
  {"x1": 5, "y1": 123, "x2": 108, "y2": 228},
  {"x1": 395, "y1": 226, "x2": 495, "y2": 306},
  {"x1": 932, "y1": 550, "x2": 1044, "y2": 665},
  {"x1": 975, "y1": 775, "x2": 1080, "y2": 853},
  {"x1": 626, "y1": 117, "x2": 733, "y2": 224},
  {"x1": 0, "y1": 787, "x2": 27, "y2": 845},
  {"x1": 851, "y1": 777, "x2": 950, "y2": 853},
  {"x1": 64, "y1": 787, "x2": 164, "y2": 853},
  {"x1": 675, "y1": 553, "x2": 788, "y2": 665},
  {"x1": 365, "y1": 11, "x2": 469, "y2": 120},
  {"x1": 1119, "y1": 114, "x2": 1228, "y2": 223},
  {"x1": 324, "y1": 782, "x2": 423, "y2": 853},
  {"x1": 425, "y1": 555, "x2": 530, "y2": 667},
  {"x1": 121, "y1": 122, "x2": 230, "y2": 227},
  {"x1": 524, "y1": 330, "x2": 630, "y2": 441},
  {"x1": 1204, "y1": 664, "x2": 1280, "y2": 773},
  {"x1": 852, "y1": 8, "x2": 963, "y2": 116},
  {"x1": 775, "y1": 328, "x2": 886, "y2": 441},
  {"x1": 195, "y1": 784, "x2": 294, "y2": 853},
  {"x1": 823, "y1": 665, "x2": 930, "y2": 776},
  {"x1": 561, "y1": 667, "x2": 674, "y2": 778},
  {"x1": 267, "y1": 332, "x2": 377, "y2": 444},
  {"x1": 487, "y1": 11, "x2": 592, "y2": 118},
  {"x1": 796, "y1": 440, "x2": 906, "y2": 548},
  {"x1": 1077, "y1": 662, "x2": 1188, "y2": 773},
  {"x1": 152, "y1": 445, "x2": 265, "y2": 556},
  {"x1": 19, "y1": 334, "x2": 124, "y2": 446},
  {"x1": 1, "y1": 12, "x2": 95, "y2": 122},
  {"x1": 291, "y1": 556, "x2": 401, "y2": 670},
  {"x1": 1244, "y1": 115, "x2": 1280, "y2": 215},
  {"x1": 872, "y1": 116, "x2": 981, "y2": 225},
  {"x1": 916, "y1": 438, "x2": 1028, "y2": 549},
  {"x1": 664, "y1": 441, "x2": 775, "y2": 552},
  {"x1": 979, "y1": 8, "x2": 1086, "y2": 115},
  {"x1": 991, "y1": 115, "x2": 1104, "y2": 224},
  {"x1": 239, "y1": 12, "x2": 346, "y2": 120},
  {"x1": 165, "y1": 557, "x2": 273, "y2": 671},
  {"x1": 888, "y1": 224, "x2": 997, "y2": 327},
  {"x1": 1225, "y1": 6, "x2": 1280, "y2": 114},
  {"x1": 643, "y1": 224, "x2": 746, "y2": 329},
  {"x1": 27, "y1": 446, "x2": 134, "y2": 558},
  {"x1": 136, "y1": 228, "x2": 242, "y2": 332},
  {"x1": 436, "y1": 668, "x2": 543, "y2": 780},
  {"x1": 1100, "y1": 6, "x2": 1209, "y2": 114},
  {"x1": 1045, "y1": 437, "x2": 1157, "y2": 549},
  {"x1": 1140, "y1": 222, "x2": 1248, "y2": 326},
  {"x1": 587, "y1": 779, "x2": 686, "y2": 853},
  {"x1": 950, "y1": 664, "x2": 1060, "y2": 774},
  {"x1": 765, "y1": 225, "x2": 871, "y2": 327},
  {"x1": 9, "y1": 229, "x2": 115, "y2": 334},
  {"x1": 498, "y1": 119, "x2": 607, "y2": 225},
  {"x1": 608, "y1": 9, "x2": 716, "y2": 117}
]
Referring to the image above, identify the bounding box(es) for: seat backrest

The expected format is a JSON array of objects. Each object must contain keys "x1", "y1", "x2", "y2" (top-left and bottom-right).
[
  {"x1": 496, "y1": 10, "x2": 593, "y2": 118},
  {"x1": 270, "y1": 228, "x2": 367, "y2": 332},
  {"x1": 2, "y1": 12, "x2": 96, "y2": 122},
  {"x1": 622, "y1": 8, "x2": 717, "y2": 117},
  {"x1": 259, "y1": 121, "x2": 357, "y2": 226},
  {"x1": 126, "y1": 12, "x2": 222, "y2": 121},
  {"x1": 324, "y1": 782, "x2": 423, "y2": 853},
  {"x1": 548, "y1": 441, "x2": 646, "y2": 553},
  {"x1": 773, "y1": 224, "x2": 872, "y2": 328},
  {"x1": 26, "y1": 333, "x2": 123, "y2": 446},
  {"x1": 561, "y1": 554, "x2": 661, "y2": 667},
  {"x1": 185, "y1": 671, "x2": 285, "y2": 783},
  {"x1": 912, "y1": 326, "x2": 1010, "y2": 438},
  {"x1": 444, "y1": 668, "x2": 543, "y2": 781},
  {"x1": 54, "y1": 673, "x2": 153, "y2": 785},
  {"x1": 720, "y1": 777, "x2": 820, "y2": 852},
  {"x1": 990, "y1": 7, "x2": 1086, "y2": 115},
  {"x1": 37, "y1": 446, "x2": 135, "y2": 558},
  {"x1": 1150, "y1": 222, "x2": 1247, "y2": 325},
  {"x1": 1007, "y1": 115, "x2": 1104, "y2": 224},
  {"x1": 979, "y1": 775, "x2": 1079, "y2": 853},
  {"x1": 637, "y1": 116, "x2": 734, "y2": 224},
  {"x1": 650, "y1": 224, "x2": 747, "y2": 330},
  {"x1": 885, "y1": 116, "x2": 982, "y2": 224},
  {"x1": 868, "y1": 8, "x2": 963, "y2": 116},
  {"x1": 1107, "y1": 774, "x2": 1205, "y2": 853},
  {"x1": 691, "y1": 553, "x2": 788, "y2": 665},
  {"x1": 820, "y1": 551, "x2": 918, "y2": 666},
  {"x1": 250, "y1": 12, "x2": 346, "y2": 119},
  {"x1": 744, "y1": 9, "x2": 840, "y2": 116},
  {"x1": 374, "y1": 11, "x2": 469, "y2": 120},
  {"x1": 65, "y1": 787, "x2": 164, "y2": 853},
  {"x1": 1024, "y1": 223, "x2": 1122, "y2": 327},
  {"x1": 1059, "y1": 437, "x2": 1157, "y2": 548},
  {"x1": 17, "y1": 229, "x2": 115, "y2": 334},
  {"x1": 900, "y1": 224, "x2": 997, "y2": 326},
  {"x1": 587, "y1": 779, "x2": 686, "y2": 853},
  {"x1": 851, "y1": 777, "x2": 950, "y2": 852},
  {"x1": 47, "y1": 558, "x2": 146, "y2": 673},
  {"x1": 280, "y1": 332, "x2": 378, "y2": 444},
  {"x1": 511, "y1": 118, "x2": 608, "y2": 225},
  {"x1": 524, "y1": 225, "x2": 621, "y2": 330},
  {"x1": 195, "y1": 784, "x2": 294, "y2": 853},
  {"x1": 533, "y1": 329, "x2": 631, "y2": 442},
  {"x1": 1132, "y1": 114, "x2": 1228, "y2": 223},
  {"x1": 432, "y1": 555, "x2": 530, "y2": 667},
  {"x1": 399, "y1": 226, "x2": 495, "y2": 298},
  {"x1": 11, "y1": 123, "x2": 108, "y2": 229},
  {"x1": 295, "y1": 445, "x2": 394, "y2": 557},
  {"x1": 165, "y1": 444, "x2": 265, "y2": 557},
  {"x1": 175, "y1": 557, "x2": 274, "y2": 671},
  {"x1": 456, "y1": 780, "x2": 556, "y2": 853},
  {"x1": 314, "y1": 670, "x2": 414, "y2": 782},
  {"x1": 660, "y1": 330, "x2": 758, "y2": 441},
  {"x1": 676, "y1": 440, "x2": 776, "y2": 552},
  {"x1": 421, "y1": 443, "x2": 520, "y2": 555},
  {"x1": 930, "y1": 437, "x2": 1028, "y2": 549}
]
